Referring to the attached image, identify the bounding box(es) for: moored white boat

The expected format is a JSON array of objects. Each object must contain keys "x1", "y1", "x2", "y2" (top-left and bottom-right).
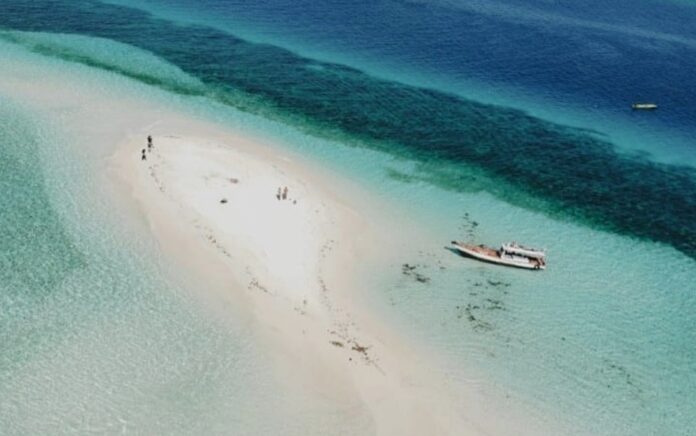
[
  {"x1": 631, "y1": 103, "x2": 657, "y2": 110},
  {"x1": 451, "y1": 241, "x2": 546, "y2": 270}
]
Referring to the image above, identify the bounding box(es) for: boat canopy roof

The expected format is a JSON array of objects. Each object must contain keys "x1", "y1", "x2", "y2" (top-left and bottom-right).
[{"x1": 501, "y1": 242, "x2": 546, "y2": 259}]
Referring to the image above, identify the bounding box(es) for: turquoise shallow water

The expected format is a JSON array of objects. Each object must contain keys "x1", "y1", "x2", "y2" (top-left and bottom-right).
[
  {"x1": 249, "y1": 108, "x2": 696, "y2": 434},
  {"x1": 0, "y1": 45, "x2": 372, "y2": 435},
  {"x1": 204, "y1": 92, "x2": 696, "y2": 434},
  {"x1": 0, "y1": 2, "x2": 695, "y2": 434}
]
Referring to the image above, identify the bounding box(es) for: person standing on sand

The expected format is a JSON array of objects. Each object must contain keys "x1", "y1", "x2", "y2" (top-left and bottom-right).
[
  {"x1": 276, "y1": 187, "x2": 282, "y2": 200},
  {"x1": 141, "y1": 149, "x2": 147, "y2": 161},
  {"x1": 282, "y1": 186, "x2": 288, "y2": 200},
  {"x1": 147, "y1": 135, "x2": 153, "y2": 151}
]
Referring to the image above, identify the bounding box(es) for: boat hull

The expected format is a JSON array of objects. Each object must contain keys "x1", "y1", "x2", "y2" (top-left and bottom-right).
[
  {"x1": 632, "y1": 103, "x2": 657, "y2": 110},
  {"x1": 451, "y1": 242, "x2": 545, "y2": 270}
]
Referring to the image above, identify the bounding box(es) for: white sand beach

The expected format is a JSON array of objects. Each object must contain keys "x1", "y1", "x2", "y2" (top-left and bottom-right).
[{"x1": 112, "y1": 132, "x2": 475, "y2": 435}]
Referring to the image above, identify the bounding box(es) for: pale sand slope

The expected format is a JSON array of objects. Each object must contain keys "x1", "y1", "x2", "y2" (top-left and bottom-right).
[{"x1": 113, "y1": 134, "x2": 479, "y2": 435}]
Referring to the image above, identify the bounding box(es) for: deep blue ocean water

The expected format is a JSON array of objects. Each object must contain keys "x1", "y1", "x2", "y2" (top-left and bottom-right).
[
  {"x1": 1, "y1": 1, "x2": 695, "y2": 434},
  {"x1": 115, "y1": 0, "x2": 696, "y2": 115},
  {"x1": 1, "y1": 0, "x2": 695, "y2": 259},
  {"x1": 107, "y1": 0, "x2": 696, "y2": 160}
]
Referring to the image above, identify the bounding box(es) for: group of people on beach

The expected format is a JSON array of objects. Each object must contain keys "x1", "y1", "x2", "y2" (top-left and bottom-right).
[
  {"x1": 276, "y1": 186, "x2": 289, "y2": 200},
  {"x1": 141, "y1": 135, "x2": 153, "y2": 160}
]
